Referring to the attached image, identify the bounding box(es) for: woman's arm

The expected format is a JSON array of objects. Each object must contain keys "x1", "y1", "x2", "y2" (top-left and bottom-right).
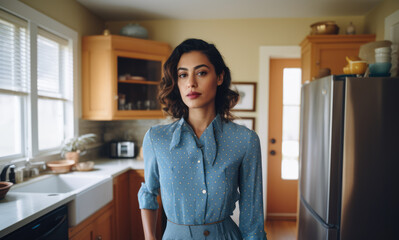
[
  {"x1": 138, "y1": 128, "x2": 161, "y2": 239},
  {"x1": 238, "y1": 131, "x2": 267, "y2": 239},
  {"x1": 141, "y1": 209, "x2": 158, "y2": 240}
]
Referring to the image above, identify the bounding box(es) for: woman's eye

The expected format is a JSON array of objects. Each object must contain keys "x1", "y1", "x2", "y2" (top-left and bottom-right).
[
  {"x1": 178, "y1": 73, "x2": 187, "y2": 78},
  {"x1": 197, "y1": 71, "x2": 207, "y2": 76}
]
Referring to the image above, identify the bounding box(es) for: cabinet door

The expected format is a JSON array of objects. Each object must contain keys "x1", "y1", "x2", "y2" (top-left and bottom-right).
[
  {"x1": 130, "y1": 170, "x2": 145, "y2": 240},
  {"x1": 93, "y1": 207, "x2": 114, "y2": 240},
  {"x1": 113, "y1": 171, "x2": 131, "y2": 240},
  {"x1": 70, "y1": 223, "x2": 94, "y2": 240},
  {"x1": 315, "y1": 43, "x2": 363, "y2": 76}
]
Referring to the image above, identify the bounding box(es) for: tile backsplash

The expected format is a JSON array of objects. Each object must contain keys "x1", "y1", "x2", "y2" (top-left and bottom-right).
[{"x1": 79, "y1": 117, "x2": 174, "y2": 160}]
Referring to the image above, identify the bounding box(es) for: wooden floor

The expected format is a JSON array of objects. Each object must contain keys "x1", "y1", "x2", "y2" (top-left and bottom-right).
[{"x1": 265, "y1": 219, "x2": 297, "y2": 240}]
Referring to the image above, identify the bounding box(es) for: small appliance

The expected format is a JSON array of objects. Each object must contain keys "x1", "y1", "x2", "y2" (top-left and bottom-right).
[{"x1": 110, "y1": 141, "x2": 135, "y2": 158}]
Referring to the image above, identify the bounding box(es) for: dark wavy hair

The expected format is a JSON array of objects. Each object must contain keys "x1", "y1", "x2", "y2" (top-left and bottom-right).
[{"x1": 158, "y1": 38, "x2": 239, "y2": 122}]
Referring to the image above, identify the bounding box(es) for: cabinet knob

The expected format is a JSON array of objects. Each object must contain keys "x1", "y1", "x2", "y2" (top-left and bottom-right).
[
  {"x1": 96, "y1": 235, "x2": 102, "y2": 240},
  {"x1": 316, "y1": 61, "x2": 320, "y2": 65},
  {"x1": 114, "y1": 95, "x2": 118, "y2": 100},
  {"x1": 270, "y1": 150, "x2": 276, "y2": 156}
]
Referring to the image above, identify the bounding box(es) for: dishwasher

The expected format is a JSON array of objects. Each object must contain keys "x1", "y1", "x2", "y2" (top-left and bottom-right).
[{"x1": 1, "y1": 205, "x2": 68, "y2": 240}]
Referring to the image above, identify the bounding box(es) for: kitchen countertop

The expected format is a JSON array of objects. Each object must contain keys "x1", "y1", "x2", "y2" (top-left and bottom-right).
[{"x1": 0, "y1": 158, "x2": 144, "y2": 238}]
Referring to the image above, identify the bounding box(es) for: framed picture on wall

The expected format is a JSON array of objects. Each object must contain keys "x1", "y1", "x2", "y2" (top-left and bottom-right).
[
  {"x1": 233, "y1": 117, "x2": 255, "y2": 130},
  {"x1": 231, "y1": 82, "x2": 256, "y2": 111}
]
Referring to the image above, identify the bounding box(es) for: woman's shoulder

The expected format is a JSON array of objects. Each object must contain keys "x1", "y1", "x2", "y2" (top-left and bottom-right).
[
  {"x1": 146, "y1": 118, "x2": 182, "y2": 137},
  {"x1": 225, "y1": 120, "x2": 258, "y2": 137}
]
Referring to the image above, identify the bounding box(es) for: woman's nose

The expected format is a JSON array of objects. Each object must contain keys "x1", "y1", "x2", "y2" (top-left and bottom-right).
[{"x1": 187, "y1": 74, "x2": 197, "y2": 88}]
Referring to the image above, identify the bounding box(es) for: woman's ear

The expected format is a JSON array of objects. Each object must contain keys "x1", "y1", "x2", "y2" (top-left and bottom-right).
[{"x1": 217, "y1": 72, "x2": 224, "y2": 86}]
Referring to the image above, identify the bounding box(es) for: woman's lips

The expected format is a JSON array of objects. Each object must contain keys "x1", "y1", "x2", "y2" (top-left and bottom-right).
[{"x1": 187, "y1": 92, "x2": 201, "y2": 99}]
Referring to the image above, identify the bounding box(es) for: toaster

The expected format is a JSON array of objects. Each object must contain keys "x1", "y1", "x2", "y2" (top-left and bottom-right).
[{"x1": 110, "y1": 141, "x2": 135, "y2": 158}]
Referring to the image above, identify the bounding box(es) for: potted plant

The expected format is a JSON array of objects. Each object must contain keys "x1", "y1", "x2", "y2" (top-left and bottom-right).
[{"x1": 61, "y1": 133, "x2": 96, "y2": 163}]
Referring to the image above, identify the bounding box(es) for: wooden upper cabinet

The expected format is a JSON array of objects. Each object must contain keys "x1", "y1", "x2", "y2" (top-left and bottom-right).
[
  {"x1": 82, "y1": 35, "x2": 171, "y2": 120},
  {"x1": 300, "y1": 34, "x2": 375, "y2": 82}
]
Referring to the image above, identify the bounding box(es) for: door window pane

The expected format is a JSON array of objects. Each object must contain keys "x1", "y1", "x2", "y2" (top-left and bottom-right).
[
  {"x1": 38, "y1": 98, "x2": 64, "y2": 150},
  {"x1": 0, "y1": 94, "x2": 22, "y2": 157},
  {"x1": 281, "y1": 68, "x2": 301, "y2": 180}
]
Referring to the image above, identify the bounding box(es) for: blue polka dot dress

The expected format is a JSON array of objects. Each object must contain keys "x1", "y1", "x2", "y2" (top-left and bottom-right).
[{"x1": 138, "y1": 115, "x2": 267, "y2": 239}]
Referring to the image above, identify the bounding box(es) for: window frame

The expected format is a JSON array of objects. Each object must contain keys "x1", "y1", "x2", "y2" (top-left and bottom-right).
[{"x1": 0, "y1": 1, "x2": 78, "y2": 164}]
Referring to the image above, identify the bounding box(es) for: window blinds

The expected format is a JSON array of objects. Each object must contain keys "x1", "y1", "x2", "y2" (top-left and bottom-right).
[
  {"x1": 37, "y1": 28, "x2": 71, "y2": 99},
  {"x1": 0, "y1": 9, "x2": 29, "y2": 93}
]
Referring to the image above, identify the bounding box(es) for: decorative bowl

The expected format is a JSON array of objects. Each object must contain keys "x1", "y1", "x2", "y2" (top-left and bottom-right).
[
  {"x1": 0, "y1": 181, "x2": 13, "y2": 200},
  {"x1": 75, "y1": 161, "x2": 95, "y2": 171},
  {"x1": 47, "y1": 160, "x2": 75, "y2": 173},
  {"x1": 359, "y1": 40, "x2": 392, "y2": 64},
  {"x1": 310, "y1": 21, "x2": 339, "y2": 35},
  {"x1": 120, "y1": 23, "x2": 148, "y2": 39},
  {"x1": 369, "y1": 62, "x2": 392, "y2": 76}
]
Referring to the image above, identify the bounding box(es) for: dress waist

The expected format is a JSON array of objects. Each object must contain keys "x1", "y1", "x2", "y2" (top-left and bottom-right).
[{"x1": 167, "y1": 218, "x2": 226, "y2": 226}]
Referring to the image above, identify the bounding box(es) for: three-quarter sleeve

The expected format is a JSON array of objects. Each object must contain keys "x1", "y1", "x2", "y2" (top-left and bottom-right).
[
  {"x1": 239, "y1": 131, "x2": 267, "y2": 240},
  {"x1": 138, "y1": 128, "x2": 160, "y2": 210}
]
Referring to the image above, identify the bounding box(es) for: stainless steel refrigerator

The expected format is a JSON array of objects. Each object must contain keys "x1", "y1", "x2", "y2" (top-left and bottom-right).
[{"x1": 298, "y1": 75, "x2": 399, "y2": 240}]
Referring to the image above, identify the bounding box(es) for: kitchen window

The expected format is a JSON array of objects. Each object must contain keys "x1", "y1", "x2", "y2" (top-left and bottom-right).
[{"x1": 0, "y1": 3, "x2": 77, "y2": 163}]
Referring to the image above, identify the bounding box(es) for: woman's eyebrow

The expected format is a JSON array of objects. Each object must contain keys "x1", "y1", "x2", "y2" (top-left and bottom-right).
[{"x1": 177, "y1": 64, "x2": 210, "y2": 71}]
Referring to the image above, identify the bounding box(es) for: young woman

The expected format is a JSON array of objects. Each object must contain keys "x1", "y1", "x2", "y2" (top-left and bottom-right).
[{"x1": 138, "y1": 39, "x2": 267, "y2": 240}]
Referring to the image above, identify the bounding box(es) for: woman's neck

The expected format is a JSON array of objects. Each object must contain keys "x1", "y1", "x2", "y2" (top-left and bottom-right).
[{"x1": 187, "y1": 110, "x2": 216, "y2": 138}]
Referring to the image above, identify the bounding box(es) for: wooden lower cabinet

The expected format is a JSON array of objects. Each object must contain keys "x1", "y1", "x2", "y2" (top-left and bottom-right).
[
  {"x1": 69, "y1": 170, "x2": 163, "y2": 240},
  {"x1": 69, "y1": 202, "x2": 115, "y2": 240},
  {"x1": 113, "y1": 171, "x2": 131, "y2": 240}
]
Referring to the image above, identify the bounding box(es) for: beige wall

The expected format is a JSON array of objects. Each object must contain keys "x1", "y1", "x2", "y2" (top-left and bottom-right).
[
  {"x1": 108, "y1": 17, "x2": 365, "y2": 84},
  {"x1": 20, "y1": 0, "x2": 104, "y2": 36},
  {"x1": 365, "y1": 0, "x2": 399, "y2": 40}
]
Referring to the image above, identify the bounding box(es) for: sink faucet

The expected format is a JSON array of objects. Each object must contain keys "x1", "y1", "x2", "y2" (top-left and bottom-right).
[
  {"x1": 0, "y1": 164, "x2": 15, "y2": 182},
  {"x1": 23, "y1": 160, "x2": 46, "y2": 178}
]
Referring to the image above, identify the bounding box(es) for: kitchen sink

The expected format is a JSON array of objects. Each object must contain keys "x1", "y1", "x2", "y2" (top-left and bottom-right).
[{"x1": 10, "y1": 174, "x2": 113, "y2": 226}]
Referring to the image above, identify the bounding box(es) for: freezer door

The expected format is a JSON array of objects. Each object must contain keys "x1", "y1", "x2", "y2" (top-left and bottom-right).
[
  {"x1": 299, "y1": 76, "x2": 343, "y2": 226},
  {"x1": 341, "y1": 77, "x2": 399, "y2": 239},
  {"x1": 298, "y1": 200, "x2": 338, "y2": 240}
]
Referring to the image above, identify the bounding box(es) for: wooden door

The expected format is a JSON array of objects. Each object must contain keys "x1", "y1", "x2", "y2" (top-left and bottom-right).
[{"x1": 267, "y1": 58, "x2": 301, "y2": 219}]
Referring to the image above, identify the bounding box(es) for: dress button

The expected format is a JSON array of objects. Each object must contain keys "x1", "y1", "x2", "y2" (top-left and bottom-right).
[
  {"x1": 202, "y1": 189, "x2": 207, "y2": 194},
  {"x1": 203, "y1": 230, "x2": 210, "y2": 236}
]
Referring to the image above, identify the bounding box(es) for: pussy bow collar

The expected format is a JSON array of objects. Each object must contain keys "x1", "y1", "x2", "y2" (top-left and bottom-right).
[{"x1": 169, "y1": 114, "x2": 223, "y2": 166}]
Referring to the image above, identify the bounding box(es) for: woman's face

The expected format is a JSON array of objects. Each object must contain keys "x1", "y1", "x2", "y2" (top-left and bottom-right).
[{"x1": 177, "y1": 51, "x2": 223, "y2": 112}]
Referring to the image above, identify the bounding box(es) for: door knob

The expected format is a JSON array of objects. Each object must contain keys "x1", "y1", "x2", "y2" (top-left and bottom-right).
[{"x1": 270, "y1": 150, "x2": 276, "y2": 156}]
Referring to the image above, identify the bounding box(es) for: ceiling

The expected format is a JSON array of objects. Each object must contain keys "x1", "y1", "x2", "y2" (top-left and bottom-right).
[{"x1": 76, "y1": 0, "x2": 384, "y2": 21}]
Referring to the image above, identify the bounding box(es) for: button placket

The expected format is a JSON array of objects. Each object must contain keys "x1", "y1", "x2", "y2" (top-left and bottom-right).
[{"x1": 195, "y1": 139, "x2": 208, "y2": 223}]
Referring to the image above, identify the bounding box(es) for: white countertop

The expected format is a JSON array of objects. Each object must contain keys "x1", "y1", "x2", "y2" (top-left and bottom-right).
[{"x1": 0, "y1": 158, "x2": 144, "y2": 238}]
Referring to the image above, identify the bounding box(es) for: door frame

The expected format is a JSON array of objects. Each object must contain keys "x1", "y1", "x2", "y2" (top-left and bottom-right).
[
  {"x1": 258, "y1": 46, "x2": 301, "y2": 219},
  {"x1": 384, "y1": 9, "x2": 399, "y2": 41}
]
